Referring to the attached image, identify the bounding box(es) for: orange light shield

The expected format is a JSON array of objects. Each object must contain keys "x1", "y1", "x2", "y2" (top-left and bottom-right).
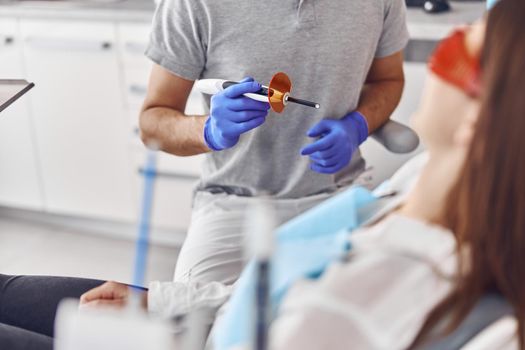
[
  {"x1": 428, "y1": 30, "x2": 481, "y2": 97},
  {"x1": 268, "y1": 72, "x2": 292, "y2": 113}
]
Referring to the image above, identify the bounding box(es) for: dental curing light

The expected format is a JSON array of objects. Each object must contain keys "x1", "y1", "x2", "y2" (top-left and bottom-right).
[{"x1": 195, "y1": 72, "x2": 320, "y2": 113}]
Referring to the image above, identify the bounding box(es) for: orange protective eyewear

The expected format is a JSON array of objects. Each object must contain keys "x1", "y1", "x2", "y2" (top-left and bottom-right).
[{"x1": 428, "y1": 29, "x2": 482, "y2": 97}]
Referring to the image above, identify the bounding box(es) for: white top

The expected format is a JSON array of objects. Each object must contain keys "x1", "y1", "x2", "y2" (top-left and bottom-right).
[
  {"x1": 270, "y1": 214, "x2": 458, "y2": 350},
  {"x1": 269, "y1": 153, "x2": 518, "y2": 350}
]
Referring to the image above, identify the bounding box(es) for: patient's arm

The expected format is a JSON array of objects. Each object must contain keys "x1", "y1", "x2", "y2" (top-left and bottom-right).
[
  {"x1": 80, "y1": 279, "x2": 232, "y2": 326},
  {"x1": 79, "y1": 281, "x2": 147, "y2": 310}
]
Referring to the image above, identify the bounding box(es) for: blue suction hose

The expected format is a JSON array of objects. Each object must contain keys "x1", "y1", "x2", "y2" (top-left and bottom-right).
[
  {"x1": 487, "y1": 0, "x2": 498, "y2": 9},
  {"x1": 132, "y1": 147, "x2": 158, "y2": 289}
]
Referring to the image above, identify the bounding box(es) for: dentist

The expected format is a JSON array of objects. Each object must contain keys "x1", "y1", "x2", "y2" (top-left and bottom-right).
[{"x1": 139, "y1": 0, "x2": 409, "y2": 285}]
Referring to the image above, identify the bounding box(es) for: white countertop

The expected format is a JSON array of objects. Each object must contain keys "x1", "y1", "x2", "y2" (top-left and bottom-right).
[
  {"x1": 407, "y1": 2, "x2": 486, "y2": 39},
  {"x1": 0, "y1": 0, "x2": 486, "y2": 39},
  {"x1": 0, "y1": 0, "x2": 155, "y2": 22}
]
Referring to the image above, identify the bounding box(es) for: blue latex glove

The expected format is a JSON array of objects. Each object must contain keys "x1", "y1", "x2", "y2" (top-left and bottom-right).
[
  {"x1": 301, "y1": 111, "x2": 369, "y2": 174},
  {"x1": 204, "y1": 77, "x2": 271, "y2": 151},
  {"x1": 213, "y1": 186, "x2": 377, "y2": 350}
]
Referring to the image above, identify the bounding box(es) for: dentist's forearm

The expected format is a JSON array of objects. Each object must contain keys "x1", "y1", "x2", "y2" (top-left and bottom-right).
[
  {"x1": 139, "y1": 107, "x2": 210, "y2": 157},
  {"x1": 356, "y1": 79, "x2": 404, "y2": 134}
]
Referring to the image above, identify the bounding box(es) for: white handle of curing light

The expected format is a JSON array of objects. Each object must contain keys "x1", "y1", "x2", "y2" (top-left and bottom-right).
[{"x1": 195, "y1": 79, "x2": 270, "y2": 103}]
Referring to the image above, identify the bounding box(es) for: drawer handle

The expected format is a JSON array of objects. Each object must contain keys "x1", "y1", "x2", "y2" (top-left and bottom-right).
[
  {"x1": 3, "y1": 36, "x2": 14, "y2": 46},
  {"x1": 101, "y1": 42, "x2": 112, "y2": 50},
  {"x1": 138, "y1": 168, "x2": 199, "y2": 181},
  {"x1": 129, "y1": 84, "x2": 148, "y2": 96},
  {"x1": 125, "y1": 42, "x2": 148, "y2": 55},
  {"x1": 25, "y1": 37, "x2": 113, "y2": 52}
]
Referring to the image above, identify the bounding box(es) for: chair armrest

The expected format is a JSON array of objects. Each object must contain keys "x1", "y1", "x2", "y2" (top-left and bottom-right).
[{"x1": 370, "y1": 120, "x2": 420, "y2": 154}]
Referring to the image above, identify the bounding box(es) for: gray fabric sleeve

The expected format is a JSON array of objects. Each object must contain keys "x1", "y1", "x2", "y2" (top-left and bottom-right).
[
  {"x1": 375, "y1": 0, "x2": 410, "y2": 58},
  {"x1": 145, "y1": 0, "x2": 208, "y2": 80}
]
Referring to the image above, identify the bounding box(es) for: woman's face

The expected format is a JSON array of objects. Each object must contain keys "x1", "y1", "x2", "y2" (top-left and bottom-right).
[{"x1": 411, "y1": 21, "x2": 486, "y2": 153}]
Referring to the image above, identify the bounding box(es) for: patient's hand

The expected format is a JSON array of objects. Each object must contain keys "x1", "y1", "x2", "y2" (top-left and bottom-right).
[{"x1": 79, "y1": 281, "x2": 147, "y2": 310}]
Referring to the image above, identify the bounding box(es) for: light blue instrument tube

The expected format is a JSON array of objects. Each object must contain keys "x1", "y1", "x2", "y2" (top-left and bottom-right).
[
  {"x1": 487, "y1": 0, "x2": 498, "y2": 9},
  {"x1": 132, "y1": 147, "x2": 158, "y2": 288}
]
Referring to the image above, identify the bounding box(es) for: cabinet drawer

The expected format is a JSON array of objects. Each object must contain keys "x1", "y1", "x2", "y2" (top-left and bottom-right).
[
  {"x1": 132, "y1": 144, "x2": 204, "y2": 177},
  {"x1": 157, "y1": 152, "x2": 204, "y2": 177},
  {"x1": 122, "y1": 68, "x2": 208, "y2": 114},
  {"x1": 139, "y1": 174, "x2": 195, "y2": 231},
  {"x1": 0, "y1": 20, "x2": 22, "y2": 73},
  {"x1": 0, "y1": 20, "x2": 21, "y2": 67},
  {"x1": 132, "y1": 150, "x2": 200, "y2": 231},
  {"x1": 0, "y1": 19, "x2": 18, "y2": 46},
  {"x1": 117, "y1": 23, "x2": 151, "y2": 70},
  {"x1": 0, "y1": 19, "x2": 44, "y2": 210},
  {"x1": 22, "y1": 19, "x2": 115, "y2": 40},
  {"x1": 123, "y1": 68, "x2": 151, "y2": 108},
  {"x1": 20, "y1": 19, "x2": 136, "y2": 222}
]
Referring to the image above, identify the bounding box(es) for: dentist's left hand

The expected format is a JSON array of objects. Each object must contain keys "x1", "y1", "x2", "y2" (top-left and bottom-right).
[
  {"x1": 301, "y1": 111, "x2": 369, "y2": 174},
  {"x1": 79, "y1": 281, "x2": 147, "y2": 310}
]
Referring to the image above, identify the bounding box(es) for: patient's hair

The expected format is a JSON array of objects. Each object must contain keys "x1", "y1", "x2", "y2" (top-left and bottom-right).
[{"x1": 411, "y1": 0, "x2": 525, "y2": 348}]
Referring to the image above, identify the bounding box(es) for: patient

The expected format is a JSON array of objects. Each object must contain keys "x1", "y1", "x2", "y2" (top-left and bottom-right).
[
  {"x1": 0, "y1": 0, "x2": 523, "y2": 349},
  {"x1": 265, "y1": 0, "x2": 525, "y2": 349}
]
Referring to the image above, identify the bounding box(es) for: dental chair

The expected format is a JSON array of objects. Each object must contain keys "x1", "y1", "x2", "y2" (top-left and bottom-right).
[
  {"x1": 419, "y1": 294, "x2": 514, "y2": 349},
  {"x1": 342, "y1": 123, "x2": 518, "y2": 349},
  {"x1": 370, "y1": 120, "x2": 420, "y2": 154},
  {"x1": 359, "y1": 119, "x2": 422, "y2": 189},
  {"x1": 356, "y1": 119, "x2": 422, "y2": 189}
]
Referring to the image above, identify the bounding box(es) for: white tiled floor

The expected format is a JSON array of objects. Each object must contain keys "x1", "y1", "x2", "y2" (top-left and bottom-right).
[{"x1": 0, "y1": 216, "x2": 180, "y2": 286}]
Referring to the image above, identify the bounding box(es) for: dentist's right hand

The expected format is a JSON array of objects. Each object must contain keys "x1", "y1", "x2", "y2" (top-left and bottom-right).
[{"x1": 204, "y1": 77, "x2": 271, "y2": 151}]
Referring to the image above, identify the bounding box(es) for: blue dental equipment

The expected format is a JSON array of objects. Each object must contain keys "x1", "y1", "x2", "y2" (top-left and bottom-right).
[{"x1": 132, "y1": 146, "x2": 158, "y2": 290}]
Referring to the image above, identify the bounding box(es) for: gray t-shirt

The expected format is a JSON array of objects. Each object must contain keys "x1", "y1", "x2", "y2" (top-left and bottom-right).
[{"x1": 146, "y1": 0, "x2": 409, "y2": 199}]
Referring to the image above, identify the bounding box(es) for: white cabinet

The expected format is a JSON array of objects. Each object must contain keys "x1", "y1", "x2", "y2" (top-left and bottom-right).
[
  {"x1": 0, "y1": 19, "x2": 44, "y2": 210},
  {"x1": 132, "y1": 150, "x2": 197, "y2": 231},
  {"x1": 20, "y1": 20, "x2": 135, "y2": 222},
  {"x1": 116, "y1": 23, "x2": 152, "y2": 144},
  {"x1": 118, "y1": 23, "x2": 206, "y2": 177},
  {"x1": 0, "y1": 19, "x2": 206, "y2": 234},
  {"x1": 118, "y1": 23, "x2": 204, "y2": 232}
]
